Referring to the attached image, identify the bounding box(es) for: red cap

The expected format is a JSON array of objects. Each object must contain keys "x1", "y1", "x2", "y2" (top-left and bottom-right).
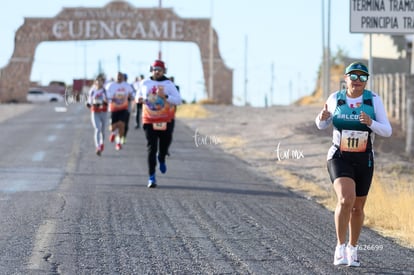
[{"x1": 152, "y1": 60, "x2": 165, "y2": 70}]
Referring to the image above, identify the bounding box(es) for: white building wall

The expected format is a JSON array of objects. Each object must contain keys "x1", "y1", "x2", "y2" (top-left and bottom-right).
[{"x1": 362, "y1": 34, "x2": 406, "y2": 59}]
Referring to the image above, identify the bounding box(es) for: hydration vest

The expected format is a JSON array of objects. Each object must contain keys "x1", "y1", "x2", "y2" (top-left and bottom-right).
[{"x1": 332, "y1": 89, "x2": 376, "y2": 132}]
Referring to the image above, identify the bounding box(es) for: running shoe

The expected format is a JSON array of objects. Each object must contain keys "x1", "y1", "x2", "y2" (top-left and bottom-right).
[
  {"x1": 333, "y1": 244, "x2": 348, "y2": 265},
  {"x1": 115, "y1": 143, "x2": 122, "y2": 151},
  {"x1": 109, "y1": 133, "x2": 115, "y2": 143},
  {"x1": 347, "y1": 244, "x2": 360, "y2": 267},
  {"x1": 96, "y1": 147, "x2": 101, "y2": 156},
  {"x1": 158, "y1": 155, "x2": 167, "y2": 174},
  {"x1": 148, "y1": 174, "x2": 157, "y2": 188},
  {"x1": 120, "y1": 136, "x2": 126, "y2": 144},
  {"x1": 100, "y1": 144, "x2": 104, "y2": 152}
]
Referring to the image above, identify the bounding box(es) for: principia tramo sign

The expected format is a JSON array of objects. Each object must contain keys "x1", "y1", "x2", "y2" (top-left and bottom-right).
[{"x1": 350, "y1": 0, "x2": 414, "y2": 34}]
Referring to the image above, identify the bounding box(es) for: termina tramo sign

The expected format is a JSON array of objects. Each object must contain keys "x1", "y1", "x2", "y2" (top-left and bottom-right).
[{"x1": 350, "y1": 0, "x2": 414, "y2": 34}]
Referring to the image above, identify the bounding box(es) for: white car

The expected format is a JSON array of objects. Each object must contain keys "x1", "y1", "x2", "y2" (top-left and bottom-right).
[{"x1": 26, "y1": 90, "x2": 64, "y2": 103}]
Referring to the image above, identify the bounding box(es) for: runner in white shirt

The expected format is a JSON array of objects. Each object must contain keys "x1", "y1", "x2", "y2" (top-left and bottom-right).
[
  {"x1": 106, "y1": 72, "x2": 134, "y2": 151},
  {"x1": 135, "y1": 60, "x2": 181, "y2": 188},
  {"x1": 315, "y1": 62, "x2": 392, "y2": 267}
]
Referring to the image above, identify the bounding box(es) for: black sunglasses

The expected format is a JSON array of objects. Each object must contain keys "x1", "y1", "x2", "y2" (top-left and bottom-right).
[{"x1": 347, "y1": 73, "x2": 368, "y2": 82}]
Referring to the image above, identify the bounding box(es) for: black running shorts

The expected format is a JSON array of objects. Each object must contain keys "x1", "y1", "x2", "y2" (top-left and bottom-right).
[
  {"x1": 327, "y1": 149, "x2": 374, "y2": 197},
  {"x1": 110, "y1": 109, "x2": 128, "y2": 124}
]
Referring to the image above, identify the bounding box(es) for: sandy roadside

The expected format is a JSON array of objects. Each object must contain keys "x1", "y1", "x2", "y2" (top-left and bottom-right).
[{"x1": 180, "y1": 105, "x2": 331, "y2": 190}]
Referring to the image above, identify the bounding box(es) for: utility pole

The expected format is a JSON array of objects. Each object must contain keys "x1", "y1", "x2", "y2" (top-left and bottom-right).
[
  {"x1": 270, "y1": 62, "x2": 274, "y2": 106},
  {"x1": 322, "y1": 0, "x2": 325, "y2": 97},
  {"x1": 322, "y1": 0, "x2": 331, "y2": 99},
  {"x1": 82, "y1": 43, "x2": 87, "y2": 100},
  {"x1": 244, "y1": 35, "x2": 248, "y2": 106},
  {"x1": 326, "y1": 0, "x2": 331, "y2": 98},
  {"x1": 117, "y1": 55, "x2": 120, "y2": 72},
  {"x1": 411, "y1": 35, "x2": 414, "y2": 74},
  {"x1": 83, "y1": 43, "x2": 87, "y2": 80},
  {"x1": 98, "y1": 60, "x2": 103, "y2": 75},
  {"x1": 158, "y1": 0, "x2": 162, "y2": 60}
]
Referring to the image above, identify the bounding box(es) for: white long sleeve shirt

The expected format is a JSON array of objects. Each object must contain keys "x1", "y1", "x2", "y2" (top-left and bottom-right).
[{"x1": 315, "y1": 90, "x2": 392, "y2": 160}]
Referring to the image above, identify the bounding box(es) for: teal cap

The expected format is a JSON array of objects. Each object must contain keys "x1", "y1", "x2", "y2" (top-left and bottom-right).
[{"x1": 345, "y1": 62, "x2": 369, "y2": 76}]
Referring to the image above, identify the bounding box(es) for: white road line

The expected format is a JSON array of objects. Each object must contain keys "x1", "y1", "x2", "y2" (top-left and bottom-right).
[
  {"x1": 32, "y1": 151, "x2": 45, "y2": 162},
  {"x1": 27, "y1": 112, "x2": 82, "y2": 270},
  {"x1": 54, "y1": 106, "x2": 67, "y2": 113},
  {"x1": 27, "y1": 219, "x2": 56, "y2": 270},
  {"x1": 47, "y1": 135, "x2": 56, "y2": 142}
]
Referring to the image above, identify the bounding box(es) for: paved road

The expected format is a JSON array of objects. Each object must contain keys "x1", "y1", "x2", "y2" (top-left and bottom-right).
[{"x1": 0, "y1": 103, "x2": 412, "y2": 274}]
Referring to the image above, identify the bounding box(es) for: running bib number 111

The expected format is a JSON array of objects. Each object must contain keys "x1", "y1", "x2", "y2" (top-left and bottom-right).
[{"x1": 340, "y1": 130, "x2": 369, "y2": 152}]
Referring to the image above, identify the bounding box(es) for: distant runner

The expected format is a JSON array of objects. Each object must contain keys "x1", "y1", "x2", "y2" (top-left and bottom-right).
[
  {"x1": 86, "y1": 76, "x2": 108, "y2": 156},
  {"x1": 106, "y1": 72, "x2": 134, "y2": 151}
]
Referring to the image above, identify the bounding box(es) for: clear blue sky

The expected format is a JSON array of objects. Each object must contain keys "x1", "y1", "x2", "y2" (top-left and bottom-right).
[{"x1": 0, "y1": 0, "x2": 363, "y2": 106}]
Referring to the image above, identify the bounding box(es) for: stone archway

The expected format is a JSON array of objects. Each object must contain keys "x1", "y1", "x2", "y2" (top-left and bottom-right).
[{"x1": 0, "y1": 1, "x2": 233, "y2": 104}]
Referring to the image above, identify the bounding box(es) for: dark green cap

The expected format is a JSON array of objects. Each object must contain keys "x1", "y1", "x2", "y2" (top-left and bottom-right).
[{"x1": 345, "y1": 62, "x2": 369, "y2": 76}]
